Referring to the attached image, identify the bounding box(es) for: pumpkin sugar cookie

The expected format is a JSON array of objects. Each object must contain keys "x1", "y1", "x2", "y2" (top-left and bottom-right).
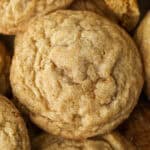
[
  {"x1": 0, "y1": 95, "x2": 30, "y2": 150},
  {"x1": 10, "y1": 10, "x2": 143, "y2": 139},
  {"x1": 0, "y1": 0, "x2": 74, "y2": 34}
]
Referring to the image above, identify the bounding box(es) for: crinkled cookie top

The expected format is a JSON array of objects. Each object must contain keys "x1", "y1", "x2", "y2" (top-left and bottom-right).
[
  {"x1": 0, "y1": 0, "x2": 73, "y2": 34},
  {"x1": 11, "y1": 10, "x2": 143, "y2": 139},
  {"x1": 0, "y1": 95, "x2": 30, "y2": 150},
  {"x1": 0, "y1": 42, "x2": 10, "y2": 95},
  {"x1": 32, "y1": 132, "x2": 136, "y2": 150}
]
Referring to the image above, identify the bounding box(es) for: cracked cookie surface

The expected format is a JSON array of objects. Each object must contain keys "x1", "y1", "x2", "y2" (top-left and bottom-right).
[
  {"x1": 134, "y1": 12, "x2": 150, "y2": 100},
  {"x1": 10, "y1": 10, "x2": 143, "y2": 139},
  {"x1": 32, "y1": 132, "x2": 136, "y2": 150},
  {"x1": 0, "y1": 95, "x2": 30, "y2": 150},
  {"x1": 0, "y1": 42, "x2": 10, "y2": 95},
  {"x1": 0, "y1": 0, "x2": 73, "y2": 34}
]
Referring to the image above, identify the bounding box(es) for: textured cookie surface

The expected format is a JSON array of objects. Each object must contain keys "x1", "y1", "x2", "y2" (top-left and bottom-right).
[
  {"x1": 134, "y1": 12, "x2": 150, "y2": 99},
  {"x1": 11, "y1": 10, "x2": 143, "y2": 139},
  {"x1": 0, "y1": 95, "x2": 30, "y2": 150},
  {"x1": 32, "y1": 132, "x2": 136, "y2": 150},
  {"x1": 0, "y1": 42, "x2": 10, "y2": 95},
  {"x1": 0, "y1": 0, "x2": 73, "y2": 34}
]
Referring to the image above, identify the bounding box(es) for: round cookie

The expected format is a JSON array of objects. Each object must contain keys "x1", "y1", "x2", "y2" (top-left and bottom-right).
[
  {"x1": 10, "y1": 10, "x2": 143, "y2": 139},
  {"x1": 32, "y1": 132, "x2": 136, "y2": 150},
  {"x1": 0, "y1": 42, "x2": 10, "y2": 95},
  {"x1": 134, "y1": 11, "x2": 150, "y2": 99},
  {"x1": 0, "y1": 0, "x2": 74, "y2": 35},
  {"x1": 0, "y1": 95, "x2": 30, "y2": 150},
  {"x1": 71, "y1": 0, "x2": 140, "y2": 31}
]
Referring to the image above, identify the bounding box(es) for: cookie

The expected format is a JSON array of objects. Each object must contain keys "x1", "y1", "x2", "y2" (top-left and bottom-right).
[
  {"x1": 71, "y1": 0, "x2": 140, "y2": 31},
  {"x1": 32, "y1": 132, "x2": 136, "y2": 150},
  {"x1": 0, "y1": 95, "x2": 30, "y2": 150},
  {"x1": 0, "y1": 0, "x2": 74, "y2": 35},
  {"x1": 0, "y1": 42, "x2": 10, "y2": 95},
  {"x1": 10, "y1": 10, "x2": 143, "y2": 139},
  {"x1": 134, "y1": 11, "x2": 150, "y2": 99}
]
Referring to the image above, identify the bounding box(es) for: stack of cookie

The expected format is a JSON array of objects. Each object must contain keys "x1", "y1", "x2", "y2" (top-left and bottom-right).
[{"x1": 0, "y1": 0, "x2": 149, "y2": 149}]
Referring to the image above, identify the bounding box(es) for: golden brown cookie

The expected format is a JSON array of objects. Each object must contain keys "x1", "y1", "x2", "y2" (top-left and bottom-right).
[
  {"x1": 0, "y1": 95, "x2": 30, "y2": 150},
  {"x1": 32, "y1": 132, "x2": 136, "y2": 150},
  {"x1": 71, "y1": 0, "x2": 140, "y2": 31},
  {"x1": 10, "y1": 10, "x2": 143, "y2": 139},
  {"x1": 0, "y1": 42, "x2": 10, "y2": 95},
  {"x1": 134, "y1": 11, "x2": 150, "y2": 99},
  {"x1": 0, "y1": 0, "x2": 74, "y2": 35},
  {"x1": 120, "y1": 99, "x2": 150, "y2": 150}
]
